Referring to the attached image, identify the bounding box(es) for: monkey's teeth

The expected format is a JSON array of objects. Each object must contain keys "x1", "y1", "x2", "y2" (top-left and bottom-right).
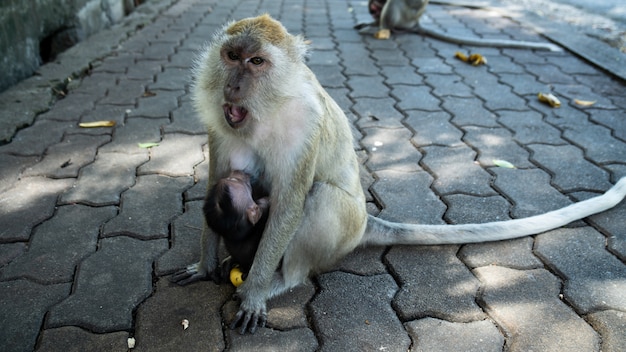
[{"x1": 223, "y1": 104, "x2": 248, "y2": 127}]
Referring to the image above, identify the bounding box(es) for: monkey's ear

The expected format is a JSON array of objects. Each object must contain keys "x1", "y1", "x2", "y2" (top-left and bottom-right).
[{"x1": 246, "y1": 204, "x2": 262, "y2": 225}]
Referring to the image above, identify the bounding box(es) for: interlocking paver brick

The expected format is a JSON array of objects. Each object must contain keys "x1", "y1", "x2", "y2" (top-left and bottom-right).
[
  {"x1": 562, "y1": 123, "x2": 626, "y2": 164},
  {"x1": 103, "y1": 174, "x2": 193, "y2": 239},
  {"x1": 380, "y1": 65, "x2": 422, "y2": 85},
  {"x1": 133, "y1": 279, "x2": 231, "y2": 352},
  {"x1": 98, "y1": 117, "x2": 167, "y2": 154},
  {"x1": 442, "y1": 96, "x2": 499, "y2": 127},
  {"x1": 353, "y1": 97, "x2": 404, "y2": 129},
  {"x1": 0, "y1": 279, "x2": 70, "y2": 352},
  {"x1": 0, "y1": 119, "x2": 76, "y2": 156},
  {"x1": 535, "y1": 227, "x2": 626, "y2": 313},
  {"x1": 36, "y1": 327, "x2": 129, "y2": 352},
  {"x1": 99, "y1": 77, "x2": 145, "y2": 105},
  {"x1": 425, "y1": 73, "x2": 474, "y2": 98},
  {"x1": 406, "y1": 111, "x2": 463, "y2": 147},
  {"x1": 443, "y1": 193, "x2": 511, "y2": 224},
  {"x1": 228, "y1": 327, "x2": 318, "y2": 352},
  {"x1": 361, "y1": 127, "x2": 421, "y2": 172},
  {"x1": 311, "y1": 272, "x2": 410, "y2": 352},
  {"x1": 387, "y1": 245, "x2": 486, "y2": 322},
  {"x1": 60, "y1": 152, "x2": 149, "y2": 206},
  {"x1": 529, "y1": 144, "x2": 613, "y2": 191},
  {"x1": 405, "y1": 317, "x2": 504, "y2": 352},
  {"x1": 137, "y1": 133, "x2": 206, "y2": 176},
  {"x1": 421, "y1": 144, "x2": 496, "y2": 195},
  {"x1": 589, "y1": 108, "x2": 626, "y2": 141},
  {"x1": 0, "y1": 205, "x2": 116, "y2": 284},
  {"x1": 492, "y1": 168, "x2": 572, "y2": 218},
  {"x1": 348, "y1": 75, "x2": 388, "y2": 98},
  {"x1": 475, "y1": 266, "x2": 600, "y2": 352},
  {"x1": 587, "y1": 310, "x2": 626, "y2": 352},
  {"x1": 392, "y1": 84, "x2": 442, "y2": 111},
  {"x1": 462, "y1": 126, "x2": 533, "y2": 168},
  {"x1": 309, "y1": 64, "x2": 345, "y2": 88},
  {"x1": 459, "y1": 237, "x2": 543, "y2": 269},
  {"x1": 0, "y1": 177, "x2": 73, "y2": 241},
  {"x1": 128, "y1": 89, "x2": 183, "y2": 118},
  {"x1": 524, "y1": 62, "x2": 578, "y2": 84},
  {"x1": 156, "y1": 200, "x2": 203, "y2": 275},
  {"x1": 23, "y1": 134, "x2": 110, "y2": 178},
  {"x1": 497, "y1": 110, "x2": 564, "y2": 144},
  {"x1": 47, "y1": 236, "x2": 167, "y2": 333},
  {"x1": 0, "y1": 154, "x2": 37, "y2": 193},
  {"x1": 497, "y1": 72, "x2": 550, "y2": 96}
]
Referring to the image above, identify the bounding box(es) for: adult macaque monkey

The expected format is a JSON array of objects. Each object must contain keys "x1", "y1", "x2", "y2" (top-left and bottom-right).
[
  {"x1": 356, "y1": 0, "x2": 562, "y2": 51},
  {"x1": 203, "y1": 170, "x2": 269, "y2": 281},
  {"x1": 172, "y1": 14, "x2": 626, "y2": 334}
]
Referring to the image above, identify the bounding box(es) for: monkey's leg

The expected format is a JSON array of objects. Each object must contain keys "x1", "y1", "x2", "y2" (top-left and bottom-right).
[{"x1": 230, "y1": 182, "x2": 367, "y2": 334}]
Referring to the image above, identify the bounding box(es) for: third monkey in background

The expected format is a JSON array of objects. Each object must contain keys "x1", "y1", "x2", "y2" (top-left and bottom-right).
[{"x1": 358, "y1": 0, "x2": 562, "y2": 51}]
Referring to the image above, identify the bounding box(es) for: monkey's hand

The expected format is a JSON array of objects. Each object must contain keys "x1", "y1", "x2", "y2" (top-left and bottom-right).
[
  {"x1": 230, "y1": 298, "x2": 268, "y2": 334},
  {"x1": 170, "y1": 262, "x2": 212, "y2": 286}
]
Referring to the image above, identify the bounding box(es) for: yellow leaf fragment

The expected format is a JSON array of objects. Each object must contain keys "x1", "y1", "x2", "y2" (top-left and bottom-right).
[
  {"x1": 138, "y1": 142, "x2": 159, "y2": 148},
  {"x1": 574, "y1": 99, "x2": 596, "y2": 106},
  {"x1": 455, "y1": 52, "x2": 487, "y2": 65},
  {"x1": 79, "y1": 120, "x2": 116, "y2": 128},
  {"x1": 537, "y1": 92, "x2": 561, "y2": 108},
  {"x1": 374, "y1": 29, "x2": 390, "y2": 40},
  {"x1": 493, "y1": 159, "x2": 516, "y2": 169}
]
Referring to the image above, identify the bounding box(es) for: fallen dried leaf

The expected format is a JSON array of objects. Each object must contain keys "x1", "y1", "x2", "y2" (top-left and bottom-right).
[
  {"x1": 138, "y1": 142, "x2": 159, "y2": 148},
  {"x1": 142, "y1": 91, "x2": 157, "y2": 97},
  {"x1": 537, "y1": 92, "x2": 561, "y2": 108},
  {"x1": 182, "y1": 319, "x2": 189, "y2": 330},
  {"x1": 493, "y1": 159, "x2": 516, "y2": 169},
  {"x1": 574, "y1": 99, "x2": 596, "y2": 106},
  {"x1": 455, "y1": 51, "x2": 487, "y2": 65},
  {"x1": 454, "y1": 51, "x2": 469, "y2": 62},
  {"x1": 79, "y1": 120, "x2": 116, "y2": 128}
]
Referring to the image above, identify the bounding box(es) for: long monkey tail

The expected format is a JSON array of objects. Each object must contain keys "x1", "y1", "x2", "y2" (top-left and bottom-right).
[{"x1": 361, "y1": 177, "x2": 626, "y2": 246}]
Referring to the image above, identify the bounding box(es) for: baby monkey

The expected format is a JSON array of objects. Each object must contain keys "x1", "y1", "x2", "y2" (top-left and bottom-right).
[{"x1": 203, "y1": 170, "x2": 269, "y2": 284}]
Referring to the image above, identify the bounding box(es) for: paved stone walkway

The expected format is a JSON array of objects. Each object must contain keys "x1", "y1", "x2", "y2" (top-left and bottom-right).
[{"x1": 1, "y1": 0, "x2": 625, "y2": 351}]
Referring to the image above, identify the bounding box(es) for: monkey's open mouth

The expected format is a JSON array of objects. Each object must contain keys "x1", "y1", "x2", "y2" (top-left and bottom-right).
[{"x1": 223, "y1": 103, "x2": 248, "y2": 128}]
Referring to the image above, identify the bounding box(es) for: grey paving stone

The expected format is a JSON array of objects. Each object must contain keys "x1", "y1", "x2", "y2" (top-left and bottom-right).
[
  {"x1": 485, "y1": 55, "x2": 526, "y2": 75},
  {"x1": 421, "y1": 144, "x2": 496, "y2": 196},
  {"x1": 472, "y1": 77, "x2": 528, "y2": 111},
  {"x1": 0, "y1": 177, "x2": 73, "y2": 241},
  {"x1": 36, "y1": 93, "x2": 94, "y2": 122},
  {"x1": 103, "y1": 174, "x2": 193, "y2": 239},
  {"x1": 309, "y1": 64, "x2": 345, "y2": 89},
  {"x1": 497, "y1": 110, "x2": 564, "y2": 145},
  {"x1": 387, "y1": 245, "x2": 486, "y2": 322},
  {"x1": 497, "y1": 72, "x2": 551, "y2": 96},
  {"x1": 442, "y1": 96, "x2": 499, "y2": 127},
  {"x1": 392, "y1": 84, "x2": 442, "y2": 111},
  {"x1": 0, "y1": 279, "x2": 70, "y2": 352},
  {"x1": 535, "y1": 227, "x2": 626, "y2": 313},
  {"x1": 227, "y1": 327, "x2": 318, "y2": 352},
  {"x1": 98, "y1": 117, "x2": 166, "y2": 154},
  {"x1": 524, "y1": 63, "x2": 578, "y2": 84},
  {"x1": 552, "y1": 83, "x2": 615, "y2": 110},
  {"x1": 75, "y1": 72, "x2": 116, "y2": 97},
  {"x1": 128, "y1": 89, "x2": 183, "y2": 119},
  {"x1": 60, "y1": 152, "x2": 148, "y2": 206},
  {"x1": 528, "y1": 144, "x2": 613, "y2": 191},
  {"x1": 36, "y1": 327, "x2": 129, "y2": 352},
  {"x1": 587, "y1": 310, "x2": 626, "y2": 352},
  {"x1": 405, "y1": 317, "x2": 504, "y2": 352},
  {"x1": 125, "y1": 58, "x2": 164, "y2": 80},
  {"x1": 333, "y1": 246, "x2": 387, "y2": 275},
  {"x1": 371, "y1": 49, "x2": 411, "y2": 66},
  {"x1": 353, "y1": 97, "x2": 404, "y2": 129},
  {"x1": 0, "y1": 242, "x2": 26, "y2": 267},
  {"x1": 348, "y1": 75, "x2": 388, "y2": 98},
  {"x1": 138, "y1": 133, "x2": 206, "y2": 177},
  {"x1": 443, "y1": 194, "x2": 511, "y2": 224},
  {"x1": 99, "y1": 78, "x2": 145, "y2": 105},
  {"x1": 0, "y1": 154, "x2": 37, "y2": 193},
  {"x1": 371, "y1": 169, "x2": 446, "y2": 224},
  {"x1": 0, "y1": 205, "x2": 116, "y2": 284},
  {"x1": 183, "y1": 144, "x2": 209, "y2": 201},
  {"x1": 574, "y1": 191, "x2": 626, "y2": 260},
  {"x1": 412, "y1": 57, "x2": 454, "y2": 74},
  {"x1": 47, "y1": 236, "x2": 167, "y2": 333},
  {"x1": 491, "y1": 168, "x2": 572, "y2": 218},
  {"x1": 462, "y1": 126, "x2": 533, "y2": 168},
  {"x1": 474, "y1": 266, "x2": 600, "y2": 352},
  {"x1": 589, "y1": 108, "x2": 626, "y2": 141},
  {"x1": 79, "y1": 103, "x2": 128, "y2": 126},
  {"x1": 563, "y1": 123, "x2": 626, "y2": 164},
  {"x1": 380, "y1": 65, "x2": 422, "y2": 85},
  {"x1": 406, "y1": 111, "x2": 463, "y2": 147},
  {"x1": 0, "y1": 119, "x2": 76, "y2": 156},
  {"x1": 425, "y1": 73, "x2": 474, "y2": 98},
  {"x1": 23, "y1": 134, "x2": 110, "y2": 178},
  {"x1": 311, "y1": 271, "x2": 410, "y2": 352},
  {"x1": 133, "y1": 278, "x2": 232, "y2": 352},
  {"x1": 156, "y1": 200, "x2": 203, "y2": 276},
  {"x1": 459, "y1": 237, "x2": 543, "y2": 270},
  {"x1": 361, "y1": 127, "x2": 421, "y2": 172},
  {"x1": 151, "y1": 68, "x2": 191, "y2": 91}
]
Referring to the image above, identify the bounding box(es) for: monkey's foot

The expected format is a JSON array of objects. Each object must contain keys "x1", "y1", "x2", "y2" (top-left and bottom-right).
[
  {"x1": 374, "y1": 29, "x2": 391, "y2": 39},
  {"x1": 230, "y1": 301, "x2": 267, "y2": 334},
  {"x1": 170, "y1": 263, "x2": 210, "y2": 286}
]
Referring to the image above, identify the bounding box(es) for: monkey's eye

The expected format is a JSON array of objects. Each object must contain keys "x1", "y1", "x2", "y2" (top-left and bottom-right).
[
  {"x1": 250, "y1": 57, "x2": 264, "y2": 65},
  {"x1": 227, "y1": 51, "x2": 240, "y2": 61}
]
